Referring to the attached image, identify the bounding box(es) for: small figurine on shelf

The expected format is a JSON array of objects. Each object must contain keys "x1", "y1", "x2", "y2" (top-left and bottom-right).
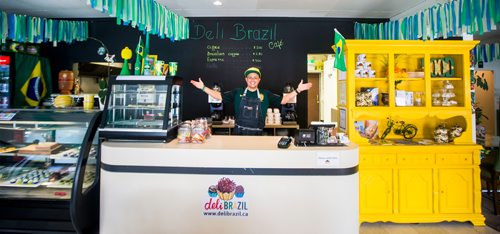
[
  {"x1": 380, "y1": 117, "x2": 418, "y2": 140},
  {"x1": 120, "y1": 47, "x2": 132, "y2": 75},
  {"x1": 73, "y1": 78, "x2": 81, "y2": 95}
]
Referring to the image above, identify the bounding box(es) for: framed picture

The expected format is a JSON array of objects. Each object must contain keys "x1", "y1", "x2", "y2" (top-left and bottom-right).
[
  {"x1": 142, "y1": 55, "x2": 157, "y2": 75},
  {"x1": 339, "y1": 107, "x2": 347, "y2": 132}
]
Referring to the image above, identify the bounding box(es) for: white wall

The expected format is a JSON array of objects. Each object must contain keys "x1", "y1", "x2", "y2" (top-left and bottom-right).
[
  {"x1": 307, "y1": 54, "x2": 337, "y2": 123},
  {"x1": 322, "y1": 57, "x2": 337, "y2": 123}
]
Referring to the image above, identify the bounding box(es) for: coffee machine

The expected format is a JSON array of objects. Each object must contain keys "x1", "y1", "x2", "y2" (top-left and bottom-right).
[
  {"x1": 209, "y1": 83, "x2": 224, "y2": 125},
  {"x1": 281, "y1": 83, "x2": 297, "y2": 125}
]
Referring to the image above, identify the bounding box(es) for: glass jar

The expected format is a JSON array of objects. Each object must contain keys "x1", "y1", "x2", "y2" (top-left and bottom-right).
[
  {"x1": 191, "y1": 122, "x2": 205, "y2": 143},
  {"x1": 414, "y1": 92, "x2": 423, "y2": 106},
  {"x1": 177, "y1": 122, "x2": 191, "y2": 143},
  {"x1": 316, "y1": 127, "x2": 330, "y2": 145}
]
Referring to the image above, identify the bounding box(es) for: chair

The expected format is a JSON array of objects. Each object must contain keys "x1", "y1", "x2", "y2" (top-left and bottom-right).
[{"x1": 480, "y1": 148, "x2": 500, "y2": 215}]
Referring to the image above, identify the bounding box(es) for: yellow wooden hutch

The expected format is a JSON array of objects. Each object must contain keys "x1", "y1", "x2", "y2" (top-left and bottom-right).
[{"x1": 338, "y1": 40, "x2": 484, "y2": 225}]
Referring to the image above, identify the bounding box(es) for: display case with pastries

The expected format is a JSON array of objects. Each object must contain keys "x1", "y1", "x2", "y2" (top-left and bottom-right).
[
  {"x1": 0, "y1": 109, "x2": 101, "y2": 199},
  {"x1": 99, "y1": 75, "x2": 183, "y2": 141},
  {"x1": 0, "y1": 109, "x2": 101, "y2": 232}
]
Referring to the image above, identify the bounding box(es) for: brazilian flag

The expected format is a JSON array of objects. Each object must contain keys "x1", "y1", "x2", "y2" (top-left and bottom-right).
[
  {"x1": 134, "y1": 36, "x2": 144, "y2": 75},
  {"x1": 21, "y1": 61, "x2": 46, "y2": 106},
  {"x1": 333, "y1": 28, "x2": 347, "y2": 72},
  {"x1": 14, "y1": 53, "x2": 52, "y2": 107}
]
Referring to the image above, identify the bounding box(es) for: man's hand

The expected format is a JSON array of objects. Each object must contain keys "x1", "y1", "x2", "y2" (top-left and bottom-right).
[
  {"x1": 296, "y1": 79, "x2": 313, "y2": 92},
  {"x1": 190, "y1": 77, "x2": 205, "y2": 90}
]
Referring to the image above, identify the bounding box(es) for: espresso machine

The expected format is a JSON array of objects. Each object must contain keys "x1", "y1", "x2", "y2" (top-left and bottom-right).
[
  {"x1": 209, "y1": 83, "x2": 224, "y2": 125},
  {"x1": 281, "y1": 83, "x2": 297, "y2": 125}
]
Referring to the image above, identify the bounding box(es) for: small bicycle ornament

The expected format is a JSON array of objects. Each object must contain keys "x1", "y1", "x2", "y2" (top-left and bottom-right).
[{"x1": 381, "y1": 117, "x2": 418, "y2": 140}]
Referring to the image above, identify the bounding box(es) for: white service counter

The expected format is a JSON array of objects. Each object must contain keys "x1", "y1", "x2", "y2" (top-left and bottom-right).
[{"x1": 100, "y1": 136, "x2": 359, "y2": 234}]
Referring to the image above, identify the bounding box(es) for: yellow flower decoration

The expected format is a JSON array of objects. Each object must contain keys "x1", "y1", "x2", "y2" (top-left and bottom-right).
[{"x1": 121, "y1": 47, "x2": 133, "y2": 60}]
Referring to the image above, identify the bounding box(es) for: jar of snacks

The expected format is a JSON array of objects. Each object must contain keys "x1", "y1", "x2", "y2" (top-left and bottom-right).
[
  {"x1": 191, "y1": 122, "x2": 205, "y2": 143},
  {"x1": 177, "y1": 122, "x2": 191, "y2": 143}
]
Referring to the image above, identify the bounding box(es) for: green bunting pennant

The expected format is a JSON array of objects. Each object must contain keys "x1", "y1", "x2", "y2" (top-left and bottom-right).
[
  {"x1": 0, "y1": 10, "x2": 88, "y2": 45},
  {"x1": 88, "y1": 0, "x2": 189, "y2": 41},
  {"x1": 473, "y1": 43, "x2": 500, "y2": 63},
  {"x1": 354, "y1": 0, "x2": 499, "y2": 40}
]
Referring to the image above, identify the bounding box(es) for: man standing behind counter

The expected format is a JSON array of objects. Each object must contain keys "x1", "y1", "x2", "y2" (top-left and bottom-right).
[{"x1": 190, "y1": 67, "x2": 312, "y2": 135}]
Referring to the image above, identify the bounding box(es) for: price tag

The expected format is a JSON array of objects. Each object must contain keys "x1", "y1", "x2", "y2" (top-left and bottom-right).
[
  {"x1": 137, "y1": 93, "x2": 155, "y2": 104},
  {"x1": 0, "y1": 111, "x2": 17, "y2": 121}
]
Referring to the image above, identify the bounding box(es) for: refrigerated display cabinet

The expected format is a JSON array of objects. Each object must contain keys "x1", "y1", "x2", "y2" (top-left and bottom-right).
[
  {"x1": 99, "y1": 75, "x2": 183, "y2": 141},
  {"x1": 0, "y1": 109, "x2": 101, "y2": 233}
]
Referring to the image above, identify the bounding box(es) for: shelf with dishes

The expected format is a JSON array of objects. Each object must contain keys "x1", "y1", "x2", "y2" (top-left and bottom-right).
[
  {"x1": 0, "y1": 165, "x2": 96, "y2": 191},
  {"x1": 106, "y1": 119, "x2": 165, "y2": 128}
]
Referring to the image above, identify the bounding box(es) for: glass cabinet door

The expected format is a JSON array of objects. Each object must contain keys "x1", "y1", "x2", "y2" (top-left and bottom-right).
[
  {"x1": 0, "y1": 110, "x2": 99, "y2": 199},
  {"x1": 106, "y1": 83, "x2": 170, "y2": 129}
]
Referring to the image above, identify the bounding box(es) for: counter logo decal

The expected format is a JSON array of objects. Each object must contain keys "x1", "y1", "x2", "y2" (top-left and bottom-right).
[{"x1": 203, "y1": 177, "x2": 249, "y2": 217}]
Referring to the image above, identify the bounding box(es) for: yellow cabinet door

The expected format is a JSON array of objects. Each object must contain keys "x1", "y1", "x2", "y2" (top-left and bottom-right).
[
  {"x1": 360, "y1": 168, "x2": 393, "y2": 214},
  {"x1": 438, "y1": 169, "x2": 473, "y2": 213},
  {"x1": 398, "y1": 169, "x2": 433, "y2": 214}
]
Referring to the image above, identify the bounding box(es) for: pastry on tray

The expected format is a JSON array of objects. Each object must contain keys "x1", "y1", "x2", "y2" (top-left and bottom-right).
[
  {"x1": 0, "y1": 147, "x2": 17, "y2": 153},
  {"x1": 19, "y1": 142, "x2": 61, "y2": 154}
]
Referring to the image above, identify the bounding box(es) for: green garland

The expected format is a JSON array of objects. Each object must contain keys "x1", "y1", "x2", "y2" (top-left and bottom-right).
[
  {"x1": 0, "y1": 11, "x2": 88, "y2": 44},
  {"x1": 88, "y1": 0, "x2": 189, "y2": 41},
  {"x1": 355, "y1": 0, "x2": 500, "y2": 40},
  {"x1": 472, "y1": 42, "x2": 500, "y2": 64}
]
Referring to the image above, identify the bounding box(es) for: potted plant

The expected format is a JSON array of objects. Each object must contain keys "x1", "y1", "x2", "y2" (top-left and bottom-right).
[{"x1": 98, "y1": 78, "x2": 108, "y2": 110}]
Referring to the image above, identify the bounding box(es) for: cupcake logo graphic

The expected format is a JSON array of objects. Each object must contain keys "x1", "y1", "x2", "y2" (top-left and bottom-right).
[
  {"x1": 203, "y1": 177, "x2": 249, "y2": 217},
  {"x1": 208, "y1": 177, "x2": 245, "y2": 200}
]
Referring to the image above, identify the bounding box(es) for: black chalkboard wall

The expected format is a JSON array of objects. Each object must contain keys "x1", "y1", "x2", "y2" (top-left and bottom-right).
[{"x1": 41, "y1": 17, "x2": 384, "y2": 127}]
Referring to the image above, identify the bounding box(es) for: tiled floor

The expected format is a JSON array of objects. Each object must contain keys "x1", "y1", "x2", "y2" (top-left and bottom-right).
[
  {"x1": 360, "y1": 193, "x2": 500, "y2": 234},
  {"x1": 360, "y1": 222, "x2": 499, "y2": 234}
]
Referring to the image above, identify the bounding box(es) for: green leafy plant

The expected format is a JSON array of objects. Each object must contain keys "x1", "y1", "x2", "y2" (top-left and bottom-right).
[
  {"x1": 474, "y1": 105, "x2": 489, "y2": 126},
  {"x1": 98, "y1": 78, "x2": 108, "y2": 105},
  {"x1": 472, "y1": 71, "x2": 488, "y2": 91}
]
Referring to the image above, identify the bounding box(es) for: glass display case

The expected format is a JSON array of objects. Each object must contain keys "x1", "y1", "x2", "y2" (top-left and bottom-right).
[
  {"x1": 99, "y1": 75, "x2": 183, "y2": 141},
  {"x1": 0, "y1": 109, "x2": 101, "y2": 233}
]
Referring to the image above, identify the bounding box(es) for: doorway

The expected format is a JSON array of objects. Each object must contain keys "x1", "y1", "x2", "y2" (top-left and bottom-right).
[
  {"x1": 306, "y1": 54, "x2": 336, "y2": 125},
  {"x1": 307, "y1": 73, "x2": 320, "y2": 123}
]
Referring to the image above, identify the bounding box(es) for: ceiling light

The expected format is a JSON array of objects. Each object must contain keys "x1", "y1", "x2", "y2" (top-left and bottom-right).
[{"x1": 213, "y1": 0, "x2": 222, "y2": 6}]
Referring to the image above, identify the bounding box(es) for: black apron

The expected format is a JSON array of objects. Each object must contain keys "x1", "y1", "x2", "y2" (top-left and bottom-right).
[{"x1": 234, "y1": 88, "x2": 263, "y2": 135}]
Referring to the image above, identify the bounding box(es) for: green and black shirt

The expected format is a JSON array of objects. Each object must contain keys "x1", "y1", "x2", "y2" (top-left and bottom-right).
[{"x1": 222, "y1": 88, "x2": 282, "y2": 128}]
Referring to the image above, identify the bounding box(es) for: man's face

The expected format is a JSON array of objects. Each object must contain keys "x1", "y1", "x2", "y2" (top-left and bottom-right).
[{"x1": 245, "y1": 73, "x2": 261, "y2": 89}]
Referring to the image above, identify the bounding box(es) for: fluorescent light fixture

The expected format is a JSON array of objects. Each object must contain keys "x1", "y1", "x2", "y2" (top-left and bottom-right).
[{"x1": 213, "y1": 0, "x2": 222, "y2": 6}]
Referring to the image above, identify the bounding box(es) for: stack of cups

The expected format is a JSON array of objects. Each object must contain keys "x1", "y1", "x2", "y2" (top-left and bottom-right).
[
  {"x1": 83, "y1": 94, "x2": 94, "y2": 110},
  {"x1": 266, "y1": 108, "x2": 274, "y2": 125},
  {"x1": 273, "y1": 108, "x2": 281, "y2": 125}
]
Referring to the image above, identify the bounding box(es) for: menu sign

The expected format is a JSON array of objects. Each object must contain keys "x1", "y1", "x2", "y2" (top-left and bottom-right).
[{"x1": 191, "y1": 22, "x2": 285, "y2": 69}]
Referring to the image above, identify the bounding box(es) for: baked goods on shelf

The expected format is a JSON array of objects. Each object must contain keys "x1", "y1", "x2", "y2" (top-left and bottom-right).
[{"x1": 18, "y1": 142, "x2": 61, "y2": 155}]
